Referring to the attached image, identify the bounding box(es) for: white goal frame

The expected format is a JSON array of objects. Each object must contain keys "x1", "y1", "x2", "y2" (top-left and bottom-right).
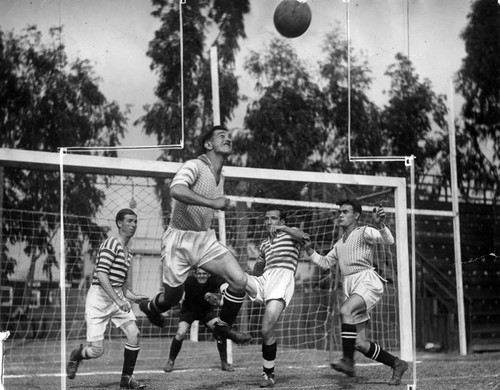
[{"x1": 0, "y1": 147, "x2": 413, "y2": 361}]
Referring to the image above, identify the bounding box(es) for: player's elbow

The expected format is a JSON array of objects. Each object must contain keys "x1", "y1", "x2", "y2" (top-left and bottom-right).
[{"x1": 170, "y1": 184, "x2": 184, "y2": 200}]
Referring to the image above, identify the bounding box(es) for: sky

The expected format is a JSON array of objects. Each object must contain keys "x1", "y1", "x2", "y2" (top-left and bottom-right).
[{"x1": 0, "y1": 0, "x2": 473, "y2": 160}]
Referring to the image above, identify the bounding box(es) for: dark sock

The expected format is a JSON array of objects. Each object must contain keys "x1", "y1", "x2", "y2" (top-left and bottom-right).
[
  {"x1": 363, "y1": 342, "x2": 397, "y2": 367},
  {"x1": 219, "y1": 288, "x2": 245, "y2": 325},
  {"x1": 341, "y1": 323, "x2": 357, "y2": 361},
  {"x1": 122, "y1": 343, "x2": 140, "y2": 376},
  {"x1": 169, "y1": 337, "x2": 183, "y2": 361},
  {"x1": 217, "y1": 339, "x2": 227, "y2": 362},
  {"x1": 262, "y1": 342, "x2": 277, "y2": 376}
]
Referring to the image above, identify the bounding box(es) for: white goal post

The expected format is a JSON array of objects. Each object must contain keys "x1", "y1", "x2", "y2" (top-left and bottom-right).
[{"x1": 0, "y1": 147, "x2": 413, "y2": 380}]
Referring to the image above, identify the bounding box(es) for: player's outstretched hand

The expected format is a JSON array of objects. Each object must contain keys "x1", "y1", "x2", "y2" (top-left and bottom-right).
[
  {"x1": 372, "y1": 204, "x2": 386, "y2": 228},
  {"x1": 117, "y1": 299, "x2": 132, "y2": 313},
  {"x1": 205, "y1": 292, "x2": 222, "y2": 307}
]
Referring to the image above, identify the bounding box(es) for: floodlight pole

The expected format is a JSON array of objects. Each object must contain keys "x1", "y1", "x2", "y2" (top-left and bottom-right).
[{"x1": 448, "y1": 81, "x2": 467, "y2": 355}]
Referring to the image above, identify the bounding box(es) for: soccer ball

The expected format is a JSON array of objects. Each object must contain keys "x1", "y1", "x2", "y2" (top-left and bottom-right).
[{"x1": 273, "y1": 0, "x2": 312, "y2": 39}]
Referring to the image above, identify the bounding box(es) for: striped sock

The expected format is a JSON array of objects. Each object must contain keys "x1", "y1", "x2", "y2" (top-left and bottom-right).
[
  {"x1": 219, "y1": 288, "x2": 245, "y2": 325},
  {"x1": 341, "y1": 323, "x2": 357, "y2": 361},
  {"x1": 363, "y1": 342, "x2": 397, "y2": 367},
  {"x1": 122, "y1": 343, "x2": 140, "y2": 376}
]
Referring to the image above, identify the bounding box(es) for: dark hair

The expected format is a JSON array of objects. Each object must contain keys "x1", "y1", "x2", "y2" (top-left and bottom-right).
[
  {"x1": 199, "y1": 125, "x2": 229, "y2": 154},
  {"x1": 115, "y1": 208, "x2": 137, "y2": 227},
  {"x1": 337, "y1": 198, "x2": 362, "y2": 215},
  {"x1": 264, "y1": 206, "x2": 286, "y2": 222}
]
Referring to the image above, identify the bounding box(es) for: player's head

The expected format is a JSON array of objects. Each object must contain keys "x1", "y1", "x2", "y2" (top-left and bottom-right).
[
  {"x1": 264, "y1": 207, "x2": 286, "y2": 231},
  {"x1": 115, "y1": 208, "x2": 138, "y2": 236},
  {"x1": 199, "y1": 125, "x2": 232, "y2": 156},
  {"x1": 336, "y1": 198, "x2": 362, "y2": 228},
  {"x1": 194, "y1": 268, "x2": 209, "y2": 284}
]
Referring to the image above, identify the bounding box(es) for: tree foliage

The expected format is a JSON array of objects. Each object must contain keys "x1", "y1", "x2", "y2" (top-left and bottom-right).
[
  {"x1": 455, "y1": 0, "x2": 500, "y2": 198},
  {"x1": 381, "y1": 53, "x2": 448, "y2": 194},
  {"x1": 0, "y1": 26, "x2": 128, "y2": 284}
]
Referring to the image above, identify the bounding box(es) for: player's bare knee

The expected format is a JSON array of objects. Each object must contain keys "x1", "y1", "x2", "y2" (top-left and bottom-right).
[
  {"x1": 229, "y1": 272, "x2": 247, "y2": 293},
  {"x1": 87, "y1": 343, "x2": 104, "y2": 359}
]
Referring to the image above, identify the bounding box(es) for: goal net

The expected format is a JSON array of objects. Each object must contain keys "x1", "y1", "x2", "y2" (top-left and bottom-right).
[{"x1": 0, "y1": 149, "x2": 411, "y2": 380}]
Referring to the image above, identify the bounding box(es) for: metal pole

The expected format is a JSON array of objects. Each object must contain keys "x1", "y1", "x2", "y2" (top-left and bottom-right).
[{"x1": 448, "y1": 81, "x2": 467, "y2": 355}]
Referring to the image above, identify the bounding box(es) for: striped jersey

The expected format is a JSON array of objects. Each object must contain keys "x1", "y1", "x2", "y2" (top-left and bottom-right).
[
  {"x1": 310, "y1": 226, "x2": 394, "y2": 276},
  {"x1": 169, "y1": 155, "x2": 224, "y2": 231},
  {"x1": 92, "y1": 237, "x2": 132, "y2": 287},
  {"x1": 255, "y1": 230, "x2": 302, "y2": 274}
]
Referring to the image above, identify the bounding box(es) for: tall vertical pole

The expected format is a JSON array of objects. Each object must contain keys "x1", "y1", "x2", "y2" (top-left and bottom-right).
[
  {"x1": 210, "y1": 46, "x2": 221, "y2": 126},
  {"x1": 59, "y1": 149, "x2": 67, "y2": 390},
  {"x1": 448, "y1": 80, "x2": 467, "y2": 355}
]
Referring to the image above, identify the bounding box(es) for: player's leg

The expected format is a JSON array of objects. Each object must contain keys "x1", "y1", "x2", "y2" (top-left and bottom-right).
[
  {"x1": 355, "y1": 321, "x2": 408, "y2": 385},
  {"x1": 66, "y1": 340, "x2": 104, "y2": 379},
  {"x1": 259, "y1": 299, "x2": 285, "y2": 388},
  {"x1": 330, "y1": 293, "x2": 365, "y2": 377},
  {"x1": 201, "y1": 252, "x2": 251, "y2": 344},
  {"x1": 206, "y1": 314, "x2": 234, "y2": 372},
  {"x1": 119, "y1": 320, "x2": 145, "y2": 389},
  {"x1": 165, "y1": 319, "x2": 191, "y2": 372},
  {"x1": 140, "y1": 284, "x2": 184, "y2": 327},
  {"x1": 140, "y1": 228, "x2": 188, "y2": 327}
]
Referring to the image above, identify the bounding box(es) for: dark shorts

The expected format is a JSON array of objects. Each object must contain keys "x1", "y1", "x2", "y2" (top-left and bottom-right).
[{"x1": 179, "y1": 309, "x2": 218, "y2": 326}]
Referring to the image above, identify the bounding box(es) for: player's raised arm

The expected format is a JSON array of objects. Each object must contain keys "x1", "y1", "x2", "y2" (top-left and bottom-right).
[
  {"x1": 304, "y1": 241, "x2": 338, "y2": 270},
  {"x1": 365, "y1": 205, "x2": 394, "y2": 246}
]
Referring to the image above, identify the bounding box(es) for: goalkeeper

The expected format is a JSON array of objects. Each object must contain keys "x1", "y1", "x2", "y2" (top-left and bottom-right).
[
  {"x1": 163, "y1": 268, "x2": 234, "y2": 373},
  {"x1": 304, "y1": 198, "x2": 408, "y2": 386},
  {"x1": 245, "y1": 207, "x2": 309, "y2": 388}
]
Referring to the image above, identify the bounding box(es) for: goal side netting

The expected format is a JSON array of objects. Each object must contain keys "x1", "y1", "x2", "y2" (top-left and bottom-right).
[{"x1": 0, "y1": 149, "x2": 411, "y2": 378}]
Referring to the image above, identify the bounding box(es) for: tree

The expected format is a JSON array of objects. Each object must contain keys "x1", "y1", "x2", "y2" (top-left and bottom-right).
[
  {"x1": 318, "y1": 28, "x2": 384, "y2": 176},
  {"x1": 455, "y1": 0, "x2": 500, "y2": 199},
  {"x1": 380, "y1": 53, "x2": 448, "y2": 196},
  {"x1": 0, "y1": 26, "x2": 129, "y2": 291}
]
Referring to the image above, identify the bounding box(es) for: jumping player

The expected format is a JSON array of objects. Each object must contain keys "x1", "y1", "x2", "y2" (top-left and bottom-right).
[
  {"x1": 66, "y1": 208, "x2": 148, "y2": 389},
  {"x1": 304, "y1": 199, "x2": 408, "y2": 386},
  {"x1": 139, "y1": 126, "x2": 251, "y2": 345}
]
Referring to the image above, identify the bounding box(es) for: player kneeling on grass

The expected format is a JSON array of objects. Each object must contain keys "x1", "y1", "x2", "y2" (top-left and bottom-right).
[
  {"x1": 66, "y1": 209, "x2": 149, "y2": 389},
  {"x1": 164, "y1": 268, "x2": 234, "y2": 373},
  {"x1": 245, "y1": 207, "x2": 309, "y2": 388},
  {"x1": 305, "y1": 199, "x2": 408, "y2": 386}
]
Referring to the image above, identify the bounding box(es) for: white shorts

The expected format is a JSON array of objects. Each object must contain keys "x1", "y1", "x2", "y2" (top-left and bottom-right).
[
  {"x1": 85, "y1": 285, "x2": 137, "y2": 342},
  {"x1": 246, "y1": 268, "x2": 295, "y2": 309},
  {"x1": 343, "y1": 269, "x2": 384, "y2": 324},
  {"x1": 161, "y1": 227, "x2": 230, "y2": 287}
]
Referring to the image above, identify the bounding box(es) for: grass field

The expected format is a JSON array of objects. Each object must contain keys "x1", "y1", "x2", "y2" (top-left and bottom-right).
[{"x1": 4, "y1": 339, "x2": 500, "y2": 390}]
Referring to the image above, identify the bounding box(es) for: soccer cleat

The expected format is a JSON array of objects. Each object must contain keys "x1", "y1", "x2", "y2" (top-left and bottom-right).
[
  {"x1": 213, "y1": 322, "x2": 252, "y2": 344},
  {"x1": 221, "y1": 361, "x2": 234, "y2": 372},
  {"x1": 388, "y1": 358, "x2": 408, "y2": 386},
  {"x1": 330, "y1": 358, "x2": 356, "y2": 377},
  {"x1": 163, "y1": 359, "x2": 175, "y2": 373},
  {"x1": 259, "y1": 372, "x2": 275, "y2": 388},
  {"x1": 66, "y1": 345, "x2": 83, "y2": 379},
  {"x1": 139, "y1": 299, "x2": 164, "y2": 328},
  {"x1": 119, "y1": 375, "x2": 145, "y2": 389}
]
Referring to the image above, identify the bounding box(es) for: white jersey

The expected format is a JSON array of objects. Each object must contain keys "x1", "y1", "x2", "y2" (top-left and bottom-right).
[
  {"x1": 310, "y1": 225, "x2": 394, "y2": 276},
  {"x1": 169, "y1": 155, "x2": 224, "y2": 231}
]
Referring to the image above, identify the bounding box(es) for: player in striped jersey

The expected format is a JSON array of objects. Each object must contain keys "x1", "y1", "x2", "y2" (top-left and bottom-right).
[
  {"x1": 66, "y1": 209, "x2": 149, "y2": 389},
  {"x1": 139, "y1": 126, "x2": 251, "y2": 345},
  {"x1": 305, "y1": 199, "x2": 408, "y2": 386},
  {"x1": 246, "y1": 208, "x2": 309, "y2": 388}
]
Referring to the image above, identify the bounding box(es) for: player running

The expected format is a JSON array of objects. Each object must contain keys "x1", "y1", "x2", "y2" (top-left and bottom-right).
[
  {"x1": 139, "y1": 126, "x2": 251, "y2": 345},
  {"x1": 66, "y1": 208, "x2": 148, "y2": 389},
  {"x1": 304, "y1": 198, "x2": 408, "y2": 386},
  {"x1": 246, "y1": 207, "x2": 309, "y2": 388},
  {"x1": 163, "y1": 268, "x2": 234, "y2": 373}
]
